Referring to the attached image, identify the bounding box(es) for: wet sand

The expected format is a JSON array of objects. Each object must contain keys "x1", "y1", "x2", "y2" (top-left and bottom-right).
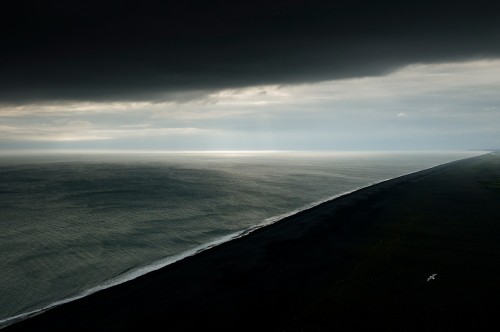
[{"x1": 6, "y1": 152, "x2": 500, "y2": 331}]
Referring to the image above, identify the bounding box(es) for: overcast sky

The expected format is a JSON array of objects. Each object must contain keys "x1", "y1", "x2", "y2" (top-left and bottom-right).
[{"x1": 1, "y1": 0, "x2": 500, "y2": 151}]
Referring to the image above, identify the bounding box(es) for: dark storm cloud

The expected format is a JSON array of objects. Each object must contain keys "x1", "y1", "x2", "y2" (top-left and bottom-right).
[{"x1": 2, "y1": 0, "x2": 500, "y2": 103}]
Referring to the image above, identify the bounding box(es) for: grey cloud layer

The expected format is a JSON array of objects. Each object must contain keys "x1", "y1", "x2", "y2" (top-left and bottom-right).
[
  {"x1": 2, "y1": 60, "x2": 499, "y2": 150},
  {"x1": 2, "y1": 0, "x2": 500, "y2": 103}
]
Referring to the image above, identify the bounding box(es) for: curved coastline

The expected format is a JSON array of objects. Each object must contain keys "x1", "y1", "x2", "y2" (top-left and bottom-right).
[{"x1": 1, "y1": 152, "x2": 491, "y2": 330}]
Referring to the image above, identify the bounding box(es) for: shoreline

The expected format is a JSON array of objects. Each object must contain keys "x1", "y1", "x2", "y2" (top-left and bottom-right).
[
  {"x1": 5, "y1": 152, "x2": 500, "y2": 330},
  {"x1": 0, "y1": 154, "x2": 479, "y2": 328}
]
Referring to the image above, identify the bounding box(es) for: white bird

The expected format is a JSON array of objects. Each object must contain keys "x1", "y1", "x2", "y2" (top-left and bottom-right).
[{"x1": 427, "y1": 273, "x2": 437, "y2": 282}]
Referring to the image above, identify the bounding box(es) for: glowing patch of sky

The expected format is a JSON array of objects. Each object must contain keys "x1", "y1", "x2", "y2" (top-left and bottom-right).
[{"x1": 1, "y1": 59, "x2": 499, "y2": 150}]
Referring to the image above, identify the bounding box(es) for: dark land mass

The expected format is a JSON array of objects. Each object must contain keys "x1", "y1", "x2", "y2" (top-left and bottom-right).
[{"x1": 6, "y1": 153, "x2": 500, "y2": 331}]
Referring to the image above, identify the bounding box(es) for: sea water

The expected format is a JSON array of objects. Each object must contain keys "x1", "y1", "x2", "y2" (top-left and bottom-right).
[{"x1": 0, "y1": 151, "x2": 483, "y2": 323}]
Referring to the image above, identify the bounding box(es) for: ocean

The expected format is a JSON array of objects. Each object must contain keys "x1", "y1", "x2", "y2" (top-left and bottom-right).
[{"x1": 0, "y1": 151, "x2": 483, "y2": 325}]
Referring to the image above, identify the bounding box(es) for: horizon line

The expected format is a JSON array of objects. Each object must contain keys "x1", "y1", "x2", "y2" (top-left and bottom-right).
[{"x1": 0, "y1": 149, "x2": 491, "y2": 155}]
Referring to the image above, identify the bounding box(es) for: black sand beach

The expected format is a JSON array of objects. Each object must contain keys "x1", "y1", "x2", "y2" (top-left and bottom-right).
[{"x1": 6, "y1": 153, "x2": 500, "y2": 331}]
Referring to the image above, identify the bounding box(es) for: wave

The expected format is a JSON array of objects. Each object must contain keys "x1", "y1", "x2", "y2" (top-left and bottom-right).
[{"x1": 0, "y1": 152, "x2": 487, "y2": 329}]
